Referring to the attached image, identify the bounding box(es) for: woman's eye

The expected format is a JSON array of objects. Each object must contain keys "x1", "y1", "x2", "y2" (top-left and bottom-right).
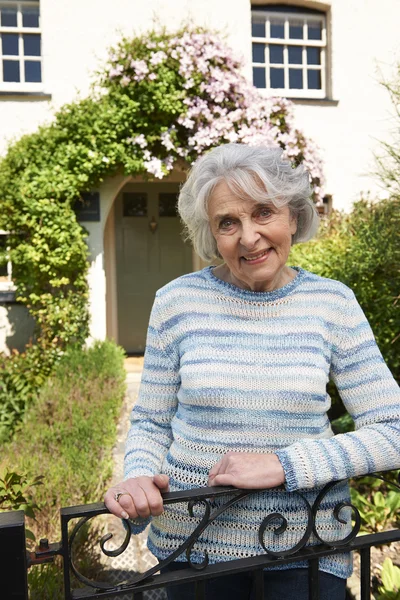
[
  {"x1": 257, "y1": 207, "x2": 273, "y2": 219},
  {"x1": 220, "y1": 219, "x2": 234, "y2": 229}
]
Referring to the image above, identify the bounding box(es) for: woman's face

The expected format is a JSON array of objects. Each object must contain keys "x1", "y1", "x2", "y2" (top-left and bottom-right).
[{"x1": 208, "y1": 181, "x2": 297, "y2": 292}]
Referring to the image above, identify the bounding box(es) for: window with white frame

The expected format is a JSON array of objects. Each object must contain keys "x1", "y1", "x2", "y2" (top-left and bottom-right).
[
  {"x1": 251, "y1": 6, "x2": 327, "y2": 99},
  {"x1": 0, "y1": 0, "x2": 41, "y2": 90},
  {"x1": 0, "y1": 232, "x2": 13, "y2": 290}
]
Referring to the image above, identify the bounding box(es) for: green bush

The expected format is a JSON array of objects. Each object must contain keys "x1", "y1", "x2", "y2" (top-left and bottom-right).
[
  {"x1": 3, "y1": 340, "x2": 126, "y2": 537},
  {"x1": 350, "y1": 486, "x2": 400, "y2": 533},
  {"x1": 0, "y1": 344, "x2": 62, "y2": 443},
  {"x1": 1, "y1": 339, "x2": 126, "y2": 597},
  {"x1": 0, "y1": 469, "x2": 43, "y2": 544}
]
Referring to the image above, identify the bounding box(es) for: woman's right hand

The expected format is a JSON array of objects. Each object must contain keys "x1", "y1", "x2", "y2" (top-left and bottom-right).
[{"x1": 104, "y1": 474, "x2": 170, "y2": 520}]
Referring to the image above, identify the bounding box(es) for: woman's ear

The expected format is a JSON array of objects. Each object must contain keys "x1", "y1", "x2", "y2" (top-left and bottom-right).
[{"x1": 290, "y1": 213, "x2": 298, "y2": 237}]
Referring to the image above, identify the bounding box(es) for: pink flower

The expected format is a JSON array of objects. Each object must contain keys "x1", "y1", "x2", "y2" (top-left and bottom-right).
[
  {"x1": 130, "y1": 59, "x2": 149, "y2": 81},
  {"x1": 109, "y1": 64, "x2": 124, "y2": 79},
  {"x1": 161, "y1": 131, "x2": 175, "y2": 151},
  {"x1": 144, "y1": 155, "x2": 164, "y2": 178},
  {"x1": 107, "y1": 29, "x2": 325, "y2": 202},
  {"x1": 127, "y1": 134, "x2": 147, "y2": 148},
  {"x1": 150, "y1": 51, "x2": 167, "y2": 65}
]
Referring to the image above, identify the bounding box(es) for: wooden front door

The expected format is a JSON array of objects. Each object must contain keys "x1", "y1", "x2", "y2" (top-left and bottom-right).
[{"x1": 115, "y1": 183, "x2": 193, "y2": 353}]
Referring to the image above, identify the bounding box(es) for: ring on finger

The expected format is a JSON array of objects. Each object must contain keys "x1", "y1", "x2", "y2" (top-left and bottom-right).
[{"x1": 114, "y1": 491, "x2": 133, "y2": 503}]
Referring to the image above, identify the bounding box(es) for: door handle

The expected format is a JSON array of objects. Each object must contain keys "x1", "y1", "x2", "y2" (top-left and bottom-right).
[{"x1": 149, "y1": 216, "x2": 158, "y2": 234}]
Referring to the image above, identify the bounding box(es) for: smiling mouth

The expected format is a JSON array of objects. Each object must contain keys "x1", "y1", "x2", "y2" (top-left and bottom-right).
[{"x1": 243, "y1": 249, "x2": 271, "y2": 262}]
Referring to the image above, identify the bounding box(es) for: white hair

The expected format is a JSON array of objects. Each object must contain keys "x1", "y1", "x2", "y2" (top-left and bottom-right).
[{"x1": 178, "y1": 143, "x2": 320, "y2": 261}]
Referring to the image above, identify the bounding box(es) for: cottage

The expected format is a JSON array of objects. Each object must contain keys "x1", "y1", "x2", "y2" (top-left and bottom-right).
[{"x1": 0, "y1": 0, "x2": 399, "y2": 354}]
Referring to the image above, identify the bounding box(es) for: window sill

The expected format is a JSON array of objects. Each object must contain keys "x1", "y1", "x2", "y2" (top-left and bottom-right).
[
  {"x1": 289, "y1": 97, "x2": 339, "y2": 106},
  {"x1": 255, "y1": 89, "x2": 339, "y2": 106},
  {"x1": 0, "y1": 91, "x2": 52, "y2": 100},
  {"x1": 0, "y1": 289, "x2": 17, "y2": 303}
]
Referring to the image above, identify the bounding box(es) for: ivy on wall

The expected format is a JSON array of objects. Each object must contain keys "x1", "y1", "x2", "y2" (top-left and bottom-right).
[{"x1": 0, "y1": 28, "x2": 324, "y2": 428}]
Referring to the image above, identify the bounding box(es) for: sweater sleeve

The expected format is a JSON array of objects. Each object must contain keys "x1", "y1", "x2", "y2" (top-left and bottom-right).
[
  {"x1": 276, "y1": 289, "x2": 400, "y2": 492},
  {"x1": 124, "y1": 294, "x2": 180, "y2": 481}
]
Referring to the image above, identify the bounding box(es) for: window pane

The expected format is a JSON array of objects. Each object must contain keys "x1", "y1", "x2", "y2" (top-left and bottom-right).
[
  {"x1": 289, "y1": 68, "x2": 303, "y2": 89},
  {"x1": 22, "y1": 7, "x2": 40, "y2": 28},
  {"x1": 1, "y1": 8, "x2": 17, "y2": 27},
  {"x1": 2, "y1": 33, "x2": 19, "y2": 55},
  {"x1": 269, "y1": 45, "x2": 283, "y2": 64},
  {"x1": 253, "y1": 67, "x2": 266, "y2": 88},
  {"x1": 307, "y1": 47, "x2": 321, "y2": 65},
  {"x1": 159, "y1": 193, "x2": 177, "y2": 217},
  {"x1": 23, "y1": 34, "x2": 40, "y2": 56},
  {"x1": 270, "y1": 67, "x2": 284, "y2": 88},
  {"x1": 308, "y1": 21, "x2": 322, "y2": 40},
  {"x1": 3, "y1": 60, "x2": 20, "y2": 82},
  {"x1": 307, "y1": 69, "x2": 321, "y2": 90},
  {"x1": 252, "y1": 43, "x2": 265, "y2": 63},
  {"x1": 288, "y1": 46, "x2": 302, "y2": 65},
  {"x1": 123, "y1": 193, "x2": 147, "y2": 217},
  {"x1": 25, "y1": 60, "x2": 41, "y2": 82},
  {"x1": 74, "y1": 192, "x2": 100, "y2": 221},
  {"x1": 270, "y1": 19, "x2": 284, "y2": 39},
  {"x1": 289, "y1": 20, "x2": 303, "y2": 39},
  {"x1": 252, "y1": 18, "x2": 265, "y2": 38}
]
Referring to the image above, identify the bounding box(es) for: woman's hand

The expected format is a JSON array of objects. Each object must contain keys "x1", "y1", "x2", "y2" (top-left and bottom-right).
[
  {"x1": 104, "y1": 474, "x2": 170, "y2": 520},
  {"x1": 208, "y1": 452, "x2": 285, "y2": 489}
]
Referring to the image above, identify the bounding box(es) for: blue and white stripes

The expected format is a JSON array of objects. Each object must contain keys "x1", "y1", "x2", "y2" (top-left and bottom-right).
[{"x1": 124, "y1": 267, "x2": 400, "y2": 578}]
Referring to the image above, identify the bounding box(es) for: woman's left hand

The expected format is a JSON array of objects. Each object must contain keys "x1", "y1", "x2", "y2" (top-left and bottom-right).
[{"x1": 208, "y1": 452, "x2": 285, "y2": 489}]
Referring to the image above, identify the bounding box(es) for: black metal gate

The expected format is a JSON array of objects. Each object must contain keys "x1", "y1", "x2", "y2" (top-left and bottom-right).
[{"x1": 1, "y1": 472, "x2": 399, "y2": 600}]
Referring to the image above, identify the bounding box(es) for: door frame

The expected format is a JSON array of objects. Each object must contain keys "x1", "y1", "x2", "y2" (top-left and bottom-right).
[{"x1": 103, "y1": 172, "x2": 205, "y2": 346}]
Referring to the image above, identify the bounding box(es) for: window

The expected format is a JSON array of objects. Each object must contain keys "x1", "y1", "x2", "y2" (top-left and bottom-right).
[
  {"x1": 0, "y1": 0, "x2": 42, "y2": 90},
  {"x1": 0, "y1": 232, "x2": 13, "y2": 290},
  {"x1": 251, "y1": 6, "x2": 327, "y2": 99}
]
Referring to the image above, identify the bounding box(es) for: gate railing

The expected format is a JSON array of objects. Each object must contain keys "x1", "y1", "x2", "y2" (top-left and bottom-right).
[{"x1": 1, "y1": 471, "x2": 399, "y2": 600}]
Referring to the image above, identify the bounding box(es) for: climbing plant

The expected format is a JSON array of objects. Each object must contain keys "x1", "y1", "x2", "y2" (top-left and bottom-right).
[{"x1": 0, "y1": 27, "x2": 324, "y2": 430}]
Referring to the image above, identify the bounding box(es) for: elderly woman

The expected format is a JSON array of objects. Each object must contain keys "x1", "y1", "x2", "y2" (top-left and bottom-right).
[{"x1": 105, "y1": 144, "x2": 400, "y2": 600}]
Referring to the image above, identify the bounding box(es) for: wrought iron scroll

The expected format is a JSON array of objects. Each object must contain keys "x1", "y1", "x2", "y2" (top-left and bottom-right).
[
  {"x1": 64, "y1": 470, "x2": 400, "y2": 594},
  {"x1": 258, "y1": 491, "x2": 313, "y2": 558},
  {"x1": 66, "y1": 487, "x2": 251, "y2": 592}
]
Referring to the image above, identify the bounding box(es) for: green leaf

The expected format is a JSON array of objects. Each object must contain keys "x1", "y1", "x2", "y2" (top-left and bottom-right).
[
  {"x1": 381, "y1": 558, "x2": 400, "y2": 592},
  {"x1": 25, "y1": 529, "x2": 36, "y2": 542}
]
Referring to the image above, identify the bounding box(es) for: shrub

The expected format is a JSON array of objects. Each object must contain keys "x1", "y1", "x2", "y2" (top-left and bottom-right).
[
  {"x1": 0, "y1": 344, "x2": 62, "y2": 443},
  {"x1": 0, "y1": 469, "x2": 43, "y2": 544},
  {"x1": 1, "y1": 340, "x2": 126, "y2": 597},
  {"x1": 3, "y1": 340, "x2": 126, "y2": 539}
]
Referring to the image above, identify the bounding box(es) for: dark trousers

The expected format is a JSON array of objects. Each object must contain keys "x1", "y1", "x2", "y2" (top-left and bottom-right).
[{"x1": 162, "y1": 562, "x2": 347, "y2": 600}]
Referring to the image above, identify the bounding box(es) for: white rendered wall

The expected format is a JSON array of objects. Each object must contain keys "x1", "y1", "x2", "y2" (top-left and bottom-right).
[
  {"x1": 293, "y1": 1, "x2": 400, "y2": 209},
  {"x1": 83, "y1": 173, "x2": 129, "y2": 343}
]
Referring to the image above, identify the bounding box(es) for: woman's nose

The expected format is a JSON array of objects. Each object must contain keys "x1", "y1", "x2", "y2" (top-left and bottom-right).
[{"x1": 240, "y1": 222, "x2": 261, "y2": 249}]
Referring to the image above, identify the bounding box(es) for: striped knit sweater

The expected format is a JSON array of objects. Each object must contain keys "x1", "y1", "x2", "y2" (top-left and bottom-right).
[{"x1": 124, "y1": 266, "x2": 400, "y2": 578}]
